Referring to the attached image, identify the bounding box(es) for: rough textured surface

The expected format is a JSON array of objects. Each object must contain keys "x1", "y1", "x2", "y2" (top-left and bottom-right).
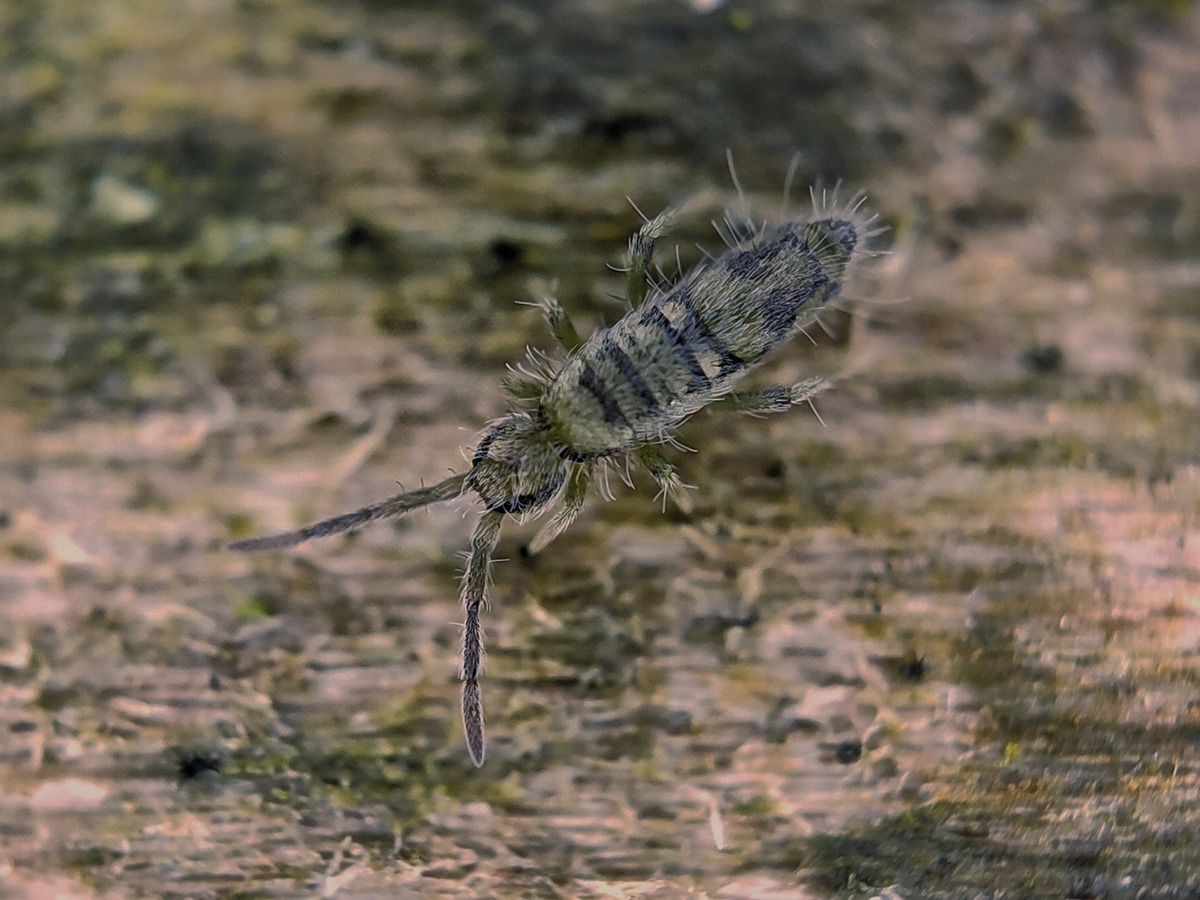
[{"x1": 1, "y1": 1, "x2": 1198, "y2": 897}]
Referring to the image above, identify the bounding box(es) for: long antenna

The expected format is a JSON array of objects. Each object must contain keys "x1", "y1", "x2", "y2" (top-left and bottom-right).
[{"x1": 228, "y1": 472, "x2": 469, "y2": 552}]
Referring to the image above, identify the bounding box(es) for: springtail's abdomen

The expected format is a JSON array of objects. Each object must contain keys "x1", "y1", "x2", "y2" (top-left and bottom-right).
[{"x1": 540, "y1": 214, "x2": 865, "y2": 458}]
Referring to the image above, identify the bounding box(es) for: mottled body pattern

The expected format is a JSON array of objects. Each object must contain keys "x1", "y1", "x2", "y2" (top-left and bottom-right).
[
  {"x1": 544, "y1": 217, "x2": 855, "y2": 458},
  {"x1": 231, "y1": 187, "x2": 880, "y2": 766}
]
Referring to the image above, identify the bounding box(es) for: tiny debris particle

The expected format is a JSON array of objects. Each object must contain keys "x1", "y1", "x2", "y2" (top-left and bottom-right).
[
  {"x1": 89, "y1": 173, "x2": 160, "y2": 227},
  {"x1": 177, "y1": 750, "x2": 224, "y2": 780},
  {"x1": 833, "y1": 739, "x2": 864, "y2": 765},
  {"x1": 1022, "y1": 343, "x2": 1064, "y2": 374},
  {"x1": 30, "y1": 778, "x2": 109, "y2": 812},
  {"x1": 899, "y1": 654, "x2": 928, "y2": 681}
]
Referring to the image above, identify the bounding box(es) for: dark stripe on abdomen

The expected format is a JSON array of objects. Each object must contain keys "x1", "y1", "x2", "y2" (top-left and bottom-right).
[
  {"x1": 599, "y1": 337, "x2": 662, "y2": 416},
  {"x1": 640, "y1": 305, "x2": 711, "y2": 393},
  {"x1": 759, "y1": 276, "x2": 826, "y2": 342},
  {"x1": 681, "y1": 297, "x2": 746, "y2": 378},
  {"x1": 578, "y1": 361, "x2": 627, "y2": 426}
]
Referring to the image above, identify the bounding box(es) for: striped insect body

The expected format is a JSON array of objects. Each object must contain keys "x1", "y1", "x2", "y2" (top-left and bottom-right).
[{"x1": 231, "y1": 181, "x2": 883, "y2": 766}]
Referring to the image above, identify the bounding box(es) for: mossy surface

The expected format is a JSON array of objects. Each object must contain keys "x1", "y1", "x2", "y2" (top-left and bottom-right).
[{"x1": 1, "y1": 0, "x2": 1198, "y2": 897}]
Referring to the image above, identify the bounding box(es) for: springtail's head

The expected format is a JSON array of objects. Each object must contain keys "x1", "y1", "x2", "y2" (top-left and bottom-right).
[{"x1": 466, "y1": 413, "x2": 568, "y2": 518}]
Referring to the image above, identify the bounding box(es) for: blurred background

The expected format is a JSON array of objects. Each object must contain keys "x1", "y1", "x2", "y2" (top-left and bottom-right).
[{"x1": 1, "y1": 1, "x2": 1198, "y2": 896}]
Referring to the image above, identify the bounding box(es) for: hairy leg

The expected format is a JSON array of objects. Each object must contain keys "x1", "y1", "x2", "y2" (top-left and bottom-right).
[
  {"x1": 626, "y1": 209, "x2": 673, "y2": 308},
  {"x1": 635, "y1": 444, "x2": 693, "y2": 513},
  {"x1": 709, "y1": 377, "x2": 828, "y2": 414},
  {"x1": 533, "y1": 290, "x2": 584, "y2": 353},
  {"x1": 525, "y1": 465, "x2": 591, "y2": 557}
]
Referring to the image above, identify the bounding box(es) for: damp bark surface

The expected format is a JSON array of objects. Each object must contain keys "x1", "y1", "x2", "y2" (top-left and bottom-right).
[{"x1": 1, "y1": 2, "x2": 1198, "y2": 897}]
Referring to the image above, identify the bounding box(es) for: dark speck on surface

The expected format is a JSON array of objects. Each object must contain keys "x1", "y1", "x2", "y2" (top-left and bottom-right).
[
  {"x1": 832, "y1": 740, "x2": 864, "y2": 765},
  {"x1": 1023, "y1": 343, "x2": 1065, "y2": 375}
]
